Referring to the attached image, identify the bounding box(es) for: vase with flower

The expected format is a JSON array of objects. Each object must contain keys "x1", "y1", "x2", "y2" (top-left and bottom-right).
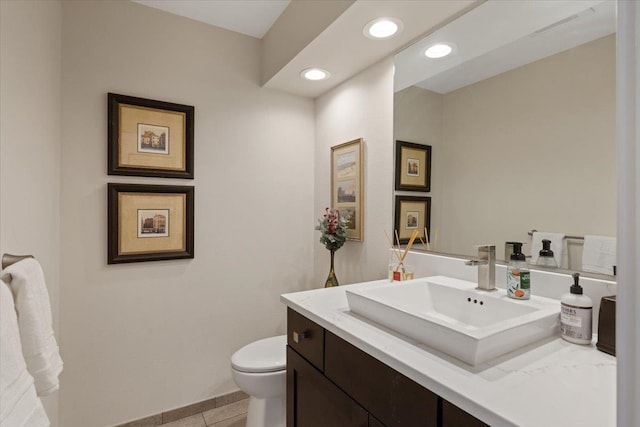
[{"x1": 315, "y1": 207, "x2": 348, "y2": 287}]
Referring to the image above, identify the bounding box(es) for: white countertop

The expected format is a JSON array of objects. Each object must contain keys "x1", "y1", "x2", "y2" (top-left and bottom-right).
[{"x1": 281, "y1": 279, "x2": 616, "y2": 427}]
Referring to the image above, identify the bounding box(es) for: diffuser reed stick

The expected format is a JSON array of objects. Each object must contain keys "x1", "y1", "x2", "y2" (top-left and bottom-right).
[
  {"x1": 395, "y1": 229, "x2": 420, "y2": 272},
  {"x1": 384, "y1": 230, "x2": 403, "y2": 263}
]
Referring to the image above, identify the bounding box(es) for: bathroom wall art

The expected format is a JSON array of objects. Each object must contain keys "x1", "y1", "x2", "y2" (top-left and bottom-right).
[
  {"x1": 108, "y1": 93, "x2": 194, "y2": 179},
  {"x1": 395, "y1": 140, "x2": 431, "y2": 192},
  {"x1": 394, "y1": 195, "x2": 430, "y2": 244},
  {"x1": 331, "y1": 138, "x2": 364, "y2": 241},
  {"x1": 108, "y1": 183, "x2": 194, "y2": 264}
]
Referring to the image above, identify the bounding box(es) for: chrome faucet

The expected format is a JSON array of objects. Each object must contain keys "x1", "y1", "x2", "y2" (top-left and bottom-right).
[{"x1": 465, "y1": 245, "x2": 496, "y2": 291}]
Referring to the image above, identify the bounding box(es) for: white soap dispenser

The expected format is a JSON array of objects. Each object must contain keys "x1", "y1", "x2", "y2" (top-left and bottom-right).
[{"x1": 560, "y1": 273, "x2": 593, "y2": 344}]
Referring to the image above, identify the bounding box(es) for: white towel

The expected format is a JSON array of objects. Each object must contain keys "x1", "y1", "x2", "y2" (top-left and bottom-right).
[
  {"x1": 0, "y1": 279, "x2": 50, "y2": 427},
  {"x1": 1, "y1": 259, "x2": 62, "y2": 396},
  {"x1": 530, "y1": 232, "x2": 567, "y2": 268},
  {"x1": 582, "y1": 235, "x2": 617, "y2": 275}
]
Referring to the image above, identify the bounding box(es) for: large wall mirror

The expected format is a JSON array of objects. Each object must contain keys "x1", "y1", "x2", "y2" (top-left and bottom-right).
[{"x1": 393, "y1": 0, "x2": 616, "y2": 276}]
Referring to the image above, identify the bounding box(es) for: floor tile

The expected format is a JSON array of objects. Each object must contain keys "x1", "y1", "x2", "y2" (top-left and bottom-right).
[
  {"x1": 160, "y1": 413, "x2": 206, "y2": 427},
  {"x1": 203, "y1": 399, "x2": 249, "y2": 425},
  {"x1": 211, "y1": 414, "x2": 246, "y2": 427}
]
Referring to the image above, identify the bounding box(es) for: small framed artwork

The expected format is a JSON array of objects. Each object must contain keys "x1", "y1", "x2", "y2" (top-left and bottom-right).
[
  {"x1": 394, "y1": 195, "x2": 431, "y2": 244},
  {"x1": 331, "y1": 138, "x2": 364, "y2": 241},
  {"x1": 108, "y1": 93, "x2": 194, "y2": 179},
  {"x1": 395, "y1": 140, "x2": 431, "y2": 192},
  {"x1": 108, "y1": 183, "x2": 194, "y2": 264}
]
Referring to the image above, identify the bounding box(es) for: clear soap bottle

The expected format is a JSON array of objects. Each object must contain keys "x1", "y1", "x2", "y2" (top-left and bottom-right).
[
  {"x1": 507, "y1": 242, "x2": 530, "y2": 299},
  {"x1": 536, "y1": 239, "x2": 558, "y2": 268}
]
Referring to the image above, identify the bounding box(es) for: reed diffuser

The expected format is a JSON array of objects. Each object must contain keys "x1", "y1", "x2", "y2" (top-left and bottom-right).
[{"x1": 385, "y1": 229, "x2": 420, "y2": 281}]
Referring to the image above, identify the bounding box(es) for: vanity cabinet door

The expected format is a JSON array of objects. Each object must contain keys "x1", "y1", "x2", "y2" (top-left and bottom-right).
[
  {"x1": 324, "y1": 331, "x2": 438, "y2": 427},
  {"x1": 368, "y1": 415, "x2": 385, "y2": 427},
  {"x1": 287, "y1": 346, "x2": 368, "y2": 427},
  {"x1": 442, "y1": 400, "x2": 489, "y2": 427}
]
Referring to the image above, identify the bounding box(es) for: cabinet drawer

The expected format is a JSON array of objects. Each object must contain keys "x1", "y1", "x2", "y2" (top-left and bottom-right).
[
  {"x1": 442, "y1": 400, "x2": 489, "y2": 427},
  {"x1": 325, "y1": 331, "x2": 438, "y2": 427},
  {"x1": 287, "y1": 308, "x2": 324, "y2": 371}
]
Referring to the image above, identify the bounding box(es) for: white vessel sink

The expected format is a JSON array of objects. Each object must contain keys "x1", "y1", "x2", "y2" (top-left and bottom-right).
[{"x1": 346, "y1": 275, "x2": 560, "y2": 365}]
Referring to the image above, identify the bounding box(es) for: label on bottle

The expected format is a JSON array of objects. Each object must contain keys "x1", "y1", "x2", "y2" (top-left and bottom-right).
[
  {"x1": 560, "y1": 303, "x2": 592, "y2": 340},
  {"x1": 507, "y1": 267, "x2": 530, "y2": 299}
]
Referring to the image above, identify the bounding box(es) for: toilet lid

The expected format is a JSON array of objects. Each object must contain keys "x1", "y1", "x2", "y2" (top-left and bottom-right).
[{"x1": 231, "y1": 335, "x2": 287, "y2": 373}]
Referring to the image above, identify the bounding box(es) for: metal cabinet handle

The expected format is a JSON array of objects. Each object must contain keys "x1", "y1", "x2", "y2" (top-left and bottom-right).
[{"x1": 292, "y1": 331, "x2": 308, "y2": 343}]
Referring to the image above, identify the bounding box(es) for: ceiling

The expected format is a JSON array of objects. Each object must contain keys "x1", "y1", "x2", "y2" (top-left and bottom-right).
[
  {"x1": 395, "y1": 0, "x2": 615, "y2": 94},
  {"x1": 131, "y1": 0, "x2": 291, "y2": 39},
  {"x1": 131, "y1": 0, "x2": 480, "y2": 98},
  {"x1": 128, "y1": 0, "x2": 615, "y2": 98}
]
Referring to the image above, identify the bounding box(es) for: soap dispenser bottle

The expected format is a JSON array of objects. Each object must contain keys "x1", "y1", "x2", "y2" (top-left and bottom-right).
[
  {"x1": 560, "y1": 273, "x2": 593, "y2": 344},
  {"x1": 536, "y1": 239, "x2": 558, "y2": 268},
  {"x1": 507, "y1": 242, "x2": 530, "y2": 300}
]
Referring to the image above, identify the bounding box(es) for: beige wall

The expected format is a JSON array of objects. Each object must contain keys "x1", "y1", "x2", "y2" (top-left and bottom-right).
[
  {"x1": 0, "y1": 1, "x2": 62, "y2": 426},
  {"x1": 393, "y1": 86, "x2": 443, "y2": 247},
  {"x1": 395, "y1": 35, "x2": 616, "y2": 267},
  {"x1": 59, "y1": 2, "x2": 314, "y2": 426},
  {"x1": 314, "y1": 58, "x2": 394, "y2": 286}
]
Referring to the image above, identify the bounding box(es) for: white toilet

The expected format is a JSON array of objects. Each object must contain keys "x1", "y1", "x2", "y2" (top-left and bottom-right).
[{"x1": 231, "y1": 335, "x2": 287, "y2": 427}]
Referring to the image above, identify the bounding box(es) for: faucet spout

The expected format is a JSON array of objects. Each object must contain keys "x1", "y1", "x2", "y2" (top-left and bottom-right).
[{"x1": 465, "y1": 245, "x2": 496, "y2": 291}]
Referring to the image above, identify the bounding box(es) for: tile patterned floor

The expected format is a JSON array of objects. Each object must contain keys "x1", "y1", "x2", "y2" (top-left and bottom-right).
[{"x1": 159, "y1": 399, "x2": 248, "y2": 427}]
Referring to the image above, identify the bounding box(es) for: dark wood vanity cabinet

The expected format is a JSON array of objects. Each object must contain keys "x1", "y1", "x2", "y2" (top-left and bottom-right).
[
  {"x1": 287, "y1": 347, "x2": 368, "y2": 427},
  {"x1": 287, "y1": 308, "x2": 489, "y2": 427},
  {"x1": 442, "y1": 400, "x2": 489, "y2": 427}
]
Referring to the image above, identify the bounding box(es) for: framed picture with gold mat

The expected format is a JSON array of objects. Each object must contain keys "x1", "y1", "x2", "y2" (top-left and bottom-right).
[
  {"x1": 108, "y1": 183, "x2": 194, "y2": 264},
  {"x1": 394, "y1": 195, "x2": 430, "y2": 244},
  {"x1": 108, "y1": 93, "x2": 194, "y2": 178},
  {"x1": 331, "y1": 138, "x2": 364, "y2": 241},
  {"x1": 395, "y1": 140, "x2": 431, "y2": 192}
]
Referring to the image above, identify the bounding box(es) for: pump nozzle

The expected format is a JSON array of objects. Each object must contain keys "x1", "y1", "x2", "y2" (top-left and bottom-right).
[{"x1": 570, "y1": 273, "x2": 583, "y2": 294}]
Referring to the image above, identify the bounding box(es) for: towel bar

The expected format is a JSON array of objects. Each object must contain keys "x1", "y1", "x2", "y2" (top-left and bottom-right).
[
  {"x1": 2, "y1": 253, "x2": 34, "y2": 270},
  {"x1": 528, "y1": 229, "x2": 584, "y2": 241}
]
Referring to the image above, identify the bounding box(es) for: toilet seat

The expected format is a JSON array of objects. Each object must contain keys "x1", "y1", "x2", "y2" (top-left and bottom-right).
[{"x1": 231, "y1": 335, "x2": 286, "y2": 373}]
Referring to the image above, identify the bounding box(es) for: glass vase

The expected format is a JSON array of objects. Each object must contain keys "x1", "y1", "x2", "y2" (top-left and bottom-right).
[{"x1": 325, "y1": 248, "x2": 339, "y2": 288}]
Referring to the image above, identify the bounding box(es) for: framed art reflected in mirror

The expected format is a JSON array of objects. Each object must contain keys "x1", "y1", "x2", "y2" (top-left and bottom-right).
[
  {"x1": 394, "y1": 195, "x2": 431, "y2": 244},
  {"x1": 395, "y1": 141, "x2": 431, "y2": 192}
]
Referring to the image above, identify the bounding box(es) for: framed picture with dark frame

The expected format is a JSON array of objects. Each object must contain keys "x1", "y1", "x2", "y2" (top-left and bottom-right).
[
  {"x1": 394, "y1": 195, "x2": 431, "y2": 244},
  {"x1": 108, "y1": 93, "x2": 194, "y2": 179},
  {"x1": 108, "y1": 183, "x2": 194, "y2": 264},
  {"x1": 395, "y1": 140, "x2": 431, "y2": 192},
  {"x1": 331, "y1": 138, "x2": 364, "y2": 241}
]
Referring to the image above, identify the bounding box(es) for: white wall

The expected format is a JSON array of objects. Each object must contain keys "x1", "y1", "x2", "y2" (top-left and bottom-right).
[
  {"x1": 59, "y1": 2, "x2": 314, "y2": 426},
  {"x1": 395, "y1": 36, "x2": 616, "y2": 267},
  {"x1": 0, "y1": 2, "x2": 62, "y2": 426},
  {"x1": 314, "y1": 58, "x2": 394, "y2": 286}
]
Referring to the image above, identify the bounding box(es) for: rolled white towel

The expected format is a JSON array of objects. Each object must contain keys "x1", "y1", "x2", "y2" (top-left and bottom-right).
[
  {"x1": 1, "y1": 259, "x2": 62, "y2": 396},
  {"x1": 0, "y1": 279, "x2": 50, "y2": 427},
  {"x1": 530, "y1": 232, "x2": 567, "y2": 268},
  {"x1": 582, "y1": 235, "x2": 616, "y2": 275}
]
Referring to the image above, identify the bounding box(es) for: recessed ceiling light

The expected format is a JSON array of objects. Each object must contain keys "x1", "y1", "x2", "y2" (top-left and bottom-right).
[
  {"x1": 425, "y1": 43, "x2": 453, "y2": 59},
  {"x1": 301, "y1": 68, "x2": 330, "y2": 81},
  {"x1": 363, "y1": 17, "x2": 403, "y2": 39}
]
